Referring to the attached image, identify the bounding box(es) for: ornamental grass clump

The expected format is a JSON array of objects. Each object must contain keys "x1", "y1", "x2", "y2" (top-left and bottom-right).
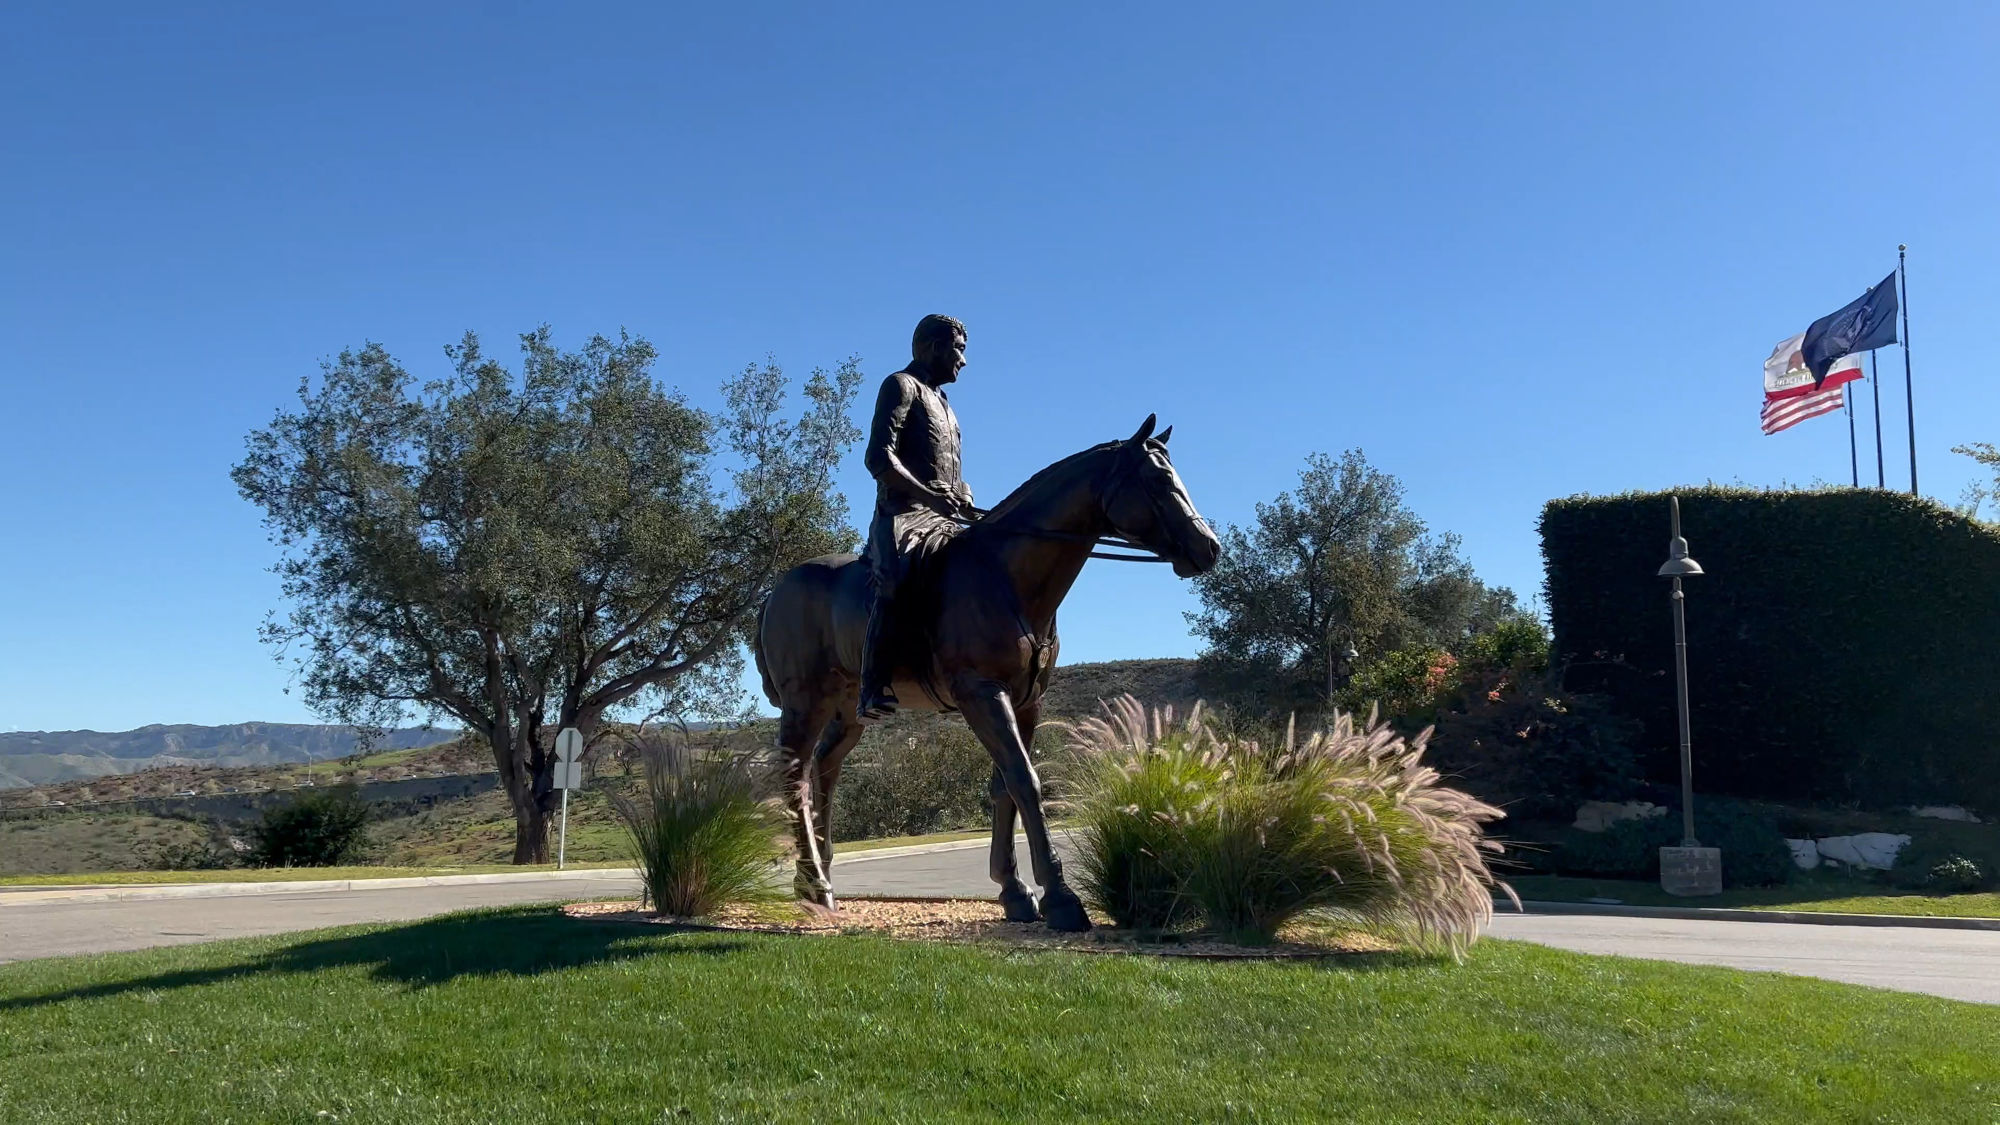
[
  {"x1": 610, "y1": 742, "x2": 789, "y2": 917},
  {"x1": 1060, "y1": 700, "x2": 1226, "y2": 929},
  {"x1": 1060, "y1": 695, "x2": 1513, "y2": 954}
]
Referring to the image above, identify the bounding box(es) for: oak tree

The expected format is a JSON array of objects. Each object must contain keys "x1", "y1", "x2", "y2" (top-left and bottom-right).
[
  {"x1": 234, "y1": 328, "x2": 861, "y2": 861},
  {"x1": 1187, "y1": 449, "x2": 1519, "y2": 714}
]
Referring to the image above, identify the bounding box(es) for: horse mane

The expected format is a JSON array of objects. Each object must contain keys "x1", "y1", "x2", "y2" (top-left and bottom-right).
[{"x1": 978, "y1": 440, "x2": 1120, "y2": 524}]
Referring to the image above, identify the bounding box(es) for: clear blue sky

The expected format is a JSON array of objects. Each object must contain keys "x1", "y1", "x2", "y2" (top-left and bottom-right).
[{"x1": 3, "y1": 3, "x2": 1995, "y2": 732}]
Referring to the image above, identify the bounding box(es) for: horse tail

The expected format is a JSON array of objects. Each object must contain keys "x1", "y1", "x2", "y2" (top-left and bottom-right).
[{"x1": 751, "y1": 590, "x2": 781, "y2": 708}]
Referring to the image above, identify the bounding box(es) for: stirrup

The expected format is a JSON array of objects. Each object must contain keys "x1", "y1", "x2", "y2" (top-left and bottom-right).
[{"x1": 858, "y1": 687, "x2": 899, "y2": 721}]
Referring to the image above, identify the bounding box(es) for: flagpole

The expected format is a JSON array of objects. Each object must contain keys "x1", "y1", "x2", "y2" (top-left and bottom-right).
[
  {"x1": 1899, "y1": 244, "x2": 1916, "y2": 496},
  {"x1": 1869, "y1": 350, "x2": 1884, "y2": 488},
  {"x1": 1845, "y1": 383, "x2": 1858, "y2": 487}
]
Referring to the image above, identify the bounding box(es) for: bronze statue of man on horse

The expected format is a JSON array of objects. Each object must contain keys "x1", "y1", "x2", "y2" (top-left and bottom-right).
[{"x1": 754, "y1": 314, "x2": 1221, "y2": 931}]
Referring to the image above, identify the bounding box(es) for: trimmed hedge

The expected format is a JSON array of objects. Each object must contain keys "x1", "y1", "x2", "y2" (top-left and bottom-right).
[{"x1": 1539, "y1": 488, "x2": 2000, "y2": 813}]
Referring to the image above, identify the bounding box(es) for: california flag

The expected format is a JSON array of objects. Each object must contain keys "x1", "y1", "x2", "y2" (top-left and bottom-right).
[{"x1": 1761, "y1": 332, "x2": 1860, "y2": 435}]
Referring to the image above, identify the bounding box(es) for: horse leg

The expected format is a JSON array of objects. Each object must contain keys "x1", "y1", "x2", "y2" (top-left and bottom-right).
[
  {"x1": 988, "y1": 695, "x2": 1041, "y2": 922},
  {"x1": 988, "y1": 765, "x2": 1037, "y2": 922},
  {"x1": 778, "y1": 700, "x2": 837, "y2": 909},
  {"x1": 955, "y1": 678, "x2": 1089, "y2": 932},
  {"x1": 810, "y1": 713, "x2": 865, "y2": 882}
]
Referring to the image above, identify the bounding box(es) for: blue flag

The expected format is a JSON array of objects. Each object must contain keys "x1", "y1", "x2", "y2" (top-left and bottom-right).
[{"x1": 1802, "y1": 271, "x2": 1899, "y2": 387}]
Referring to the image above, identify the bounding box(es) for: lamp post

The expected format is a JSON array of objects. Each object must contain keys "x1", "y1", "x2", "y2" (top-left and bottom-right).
[{"x1": 1656, "y1": 496, "x2": 1720, "y2": 895}]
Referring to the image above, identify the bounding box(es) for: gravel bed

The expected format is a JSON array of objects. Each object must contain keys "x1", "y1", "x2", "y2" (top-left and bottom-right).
[{"x1": 564, "y1": 897, "x2": 1393, "y2": 958}]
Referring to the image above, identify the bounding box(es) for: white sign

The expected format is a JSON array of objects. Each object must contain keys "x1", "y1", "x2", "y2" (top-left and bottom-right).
[
  {"x1": 552, "y1": 761, "x2": 584, "y2": 789},
  {"x1": 554, "y1": 727, "x2": 583, "y2": 763}
]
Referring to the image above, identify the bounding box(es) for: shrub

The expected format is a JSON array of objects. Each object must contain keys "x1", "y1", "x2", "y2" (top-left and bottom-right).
[
  {"x1": 830, "y1": 718, "x2": 993, "y2": 841},
  {"x1": 146, "y1": 836, "x2": 235, "y2": 871},
  {"x1": 1552, "y1": 798, "x2": 1791, "y2": 888},
  {"x1": 1460, "y1": 617, "x2": 1552, "y2": 680},
  {"x1": 1892, "y1": 833, "x2": 1998, "y2": 892},
  {"x1": 1059, "y1": 696, "x2": 1512, "y2": 953},
  {"x1": 1541, "y1": 488, "x2": 2000, "y2": 810},
  {"x1": 1923, "y1": 856, "x2": 1987, "y2": 893},
  {"x1": 1425, "y1": 669, "x2": 1641, "y2": 821},
  {"x1": 611, "y1": 743, "x2": 788, "y2": 916},
  {"x1": 251, "y1": 784, "x2": 370, "y2": 867},
  {"x1": 1340, "y1": 647, "x2": 1457, "y2": 724}
]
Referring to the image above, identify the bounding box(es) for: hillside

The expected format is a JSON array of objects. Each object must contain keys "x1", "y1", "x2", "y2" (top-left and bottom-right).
[
  {"x1": 0, "y1": 723, "x2": 460, "y2": 790},
  {"x1": 1039, "y1": 657, "x2": 1199, "y2": 718}
]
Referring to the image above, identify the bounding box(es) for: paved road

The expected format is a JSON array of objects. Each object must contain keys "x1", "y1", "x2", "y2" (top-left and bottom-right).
[{"x1": 5, "y1": 841, "x2": 1997, "y2": 1005}]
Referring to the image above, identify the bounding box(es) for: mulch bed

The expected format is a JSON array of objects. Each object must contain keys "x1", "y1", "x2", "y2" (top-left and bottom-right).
[{"x1": 563, "y1": 897, "x2": 1393, "y2": 959}]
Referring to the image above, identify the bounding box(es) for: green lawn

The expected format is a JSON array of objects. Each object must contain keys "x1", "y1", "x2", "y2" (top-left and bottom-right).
[
  {"x1": 0, "y1": 907, "x2": 1994, "y2": 1123},
  {"x1": 0, "y1": 830, "x2": 986, "y2": 888},
  {"x1": 1508, "y1": 874, "x2": 2000, "y2": 920}
]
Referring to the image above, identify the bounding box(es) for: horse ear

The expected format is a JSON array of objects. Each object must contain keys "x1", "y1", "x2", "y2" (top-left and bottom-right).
[
  {"x1": 1156, "y1": 425, "x2": 1173, "y2": 446},
  {"x1": 1128, "y1": 414, "x2": 1157, "y2": 445}
]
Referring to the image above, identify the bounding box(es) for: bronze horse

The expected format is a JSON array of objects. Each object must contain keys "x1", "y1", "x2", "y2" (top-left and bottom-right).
[{"x1": 754, "y1": 415, "x2": 1221, "y2": 931}]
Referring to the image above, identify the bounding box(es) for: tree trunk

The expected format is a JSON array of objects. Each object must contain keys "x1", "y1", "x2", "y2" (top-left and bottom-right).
[
  {"x1": 485, "y1": 720, "x2": 553, "y2": 864},
  {"x1": 511, "y1": 789, "x2": 552, "y2": 864}
]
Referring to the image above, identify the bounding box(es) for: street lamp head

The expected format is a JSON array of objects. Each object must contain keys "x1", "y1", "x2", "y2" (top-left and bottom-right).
[
  {"x1": 1342, "y1": 644, "x2": 1360, "y2": 663},
  {"x1": 1658, "y1": 495, "x2": 1703, "y2": 578},
  {"x1": 1658, "y1": 550, "x2": 1705, "y2": 578}
]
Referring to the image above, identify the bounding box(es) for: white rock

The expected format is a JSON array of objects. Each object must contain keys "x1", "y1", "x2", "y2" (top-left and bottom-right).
[
  {"x1": 1911, "y1": 805, "x2": 1981, "y2": 823},
  {"x1": 1786, "y1": 838, "x2": 1820, "y2": 870},
  {"x1": 1815, "y1": 833, "x2": 1911, "y2": 871},
  {"x1": 1574, "y1": 800, "x2": 1666, "y2": 833}
]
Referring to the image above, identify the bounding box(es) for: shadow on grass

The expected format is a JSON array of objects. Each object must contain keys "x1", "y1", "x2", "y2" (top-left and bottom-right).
[{"x1": 0, "y1": 905, "x2": 745, "y2": 1012}]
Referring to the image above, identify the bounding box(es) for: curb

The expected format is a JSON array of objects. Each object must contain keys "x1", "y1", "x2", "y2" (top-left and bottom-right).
[
  {"x1": 0, "y1": 837, "x2": 1001, "y2": 905},
  {"x1": 1504, "y1": 899, "x2": 2000, "y2": 932}
]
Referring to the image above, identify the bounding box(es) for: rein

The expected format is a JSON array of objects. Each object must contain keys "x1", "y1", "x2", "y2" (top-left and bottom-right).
[{"x1": 955, "y1": 509, "x2": 1170, "y2": 562}]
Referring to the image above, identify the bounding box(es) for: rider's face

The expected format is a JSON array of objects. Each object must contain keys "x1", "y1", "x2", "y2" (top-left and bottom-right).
[{"x1": 926, "y1": 332, "x2": 966, "y2": 381}]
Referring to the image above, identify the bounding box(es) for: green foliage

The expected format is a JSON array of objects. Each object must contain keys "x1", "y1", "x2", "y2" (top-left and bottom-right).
[
  {"x1": 1540, "y1": 488, "x2": 2000, "y2": 811},
  {"x1": 1338, "y1": 646, "x2": 1457, "y2": 722},
  {"x1": 610, "y1": 744, "x2": 787, "y2": 916},
  {"x1": 1059, "y1": 697, "x2": 1510, "y2": 952},
  {"x1": 1425, "y1": 672, "x2": 1642, "y2": 821},
  {"x1": 1340, "y1": 618, "x2": 1639, "y2": 821},
  {"x1": 1460, "y1": 617, "x2": 1552, "y2": 679},
  {"x1": 1953, "y1": 441, "x2": 1998, "y2": 521},
  {"x1": 145, "y1": 835, "x2": 237, "y2": 872},
  {"x1": 1550, "y1": 799, "x2": 1791, "y2": 888},
  {"x1": 1891, "y1": 831, "x2": 2000, "y2": 892},
  {"x1": 831, "y1": 720, "x2": 992, "y2": 841},
  {"x1": 1189, "y1": 449, "x2": 1520, "y2": 715},
  {"x1": 252, "y1": 784, "x2": 371, "y2": 867},
  {"x1": 1922, "y1": 856, "x2": 1987, "y2": 894},
  {"x1": 233, "y1": 329, "x2": 863, "y2": 862}
]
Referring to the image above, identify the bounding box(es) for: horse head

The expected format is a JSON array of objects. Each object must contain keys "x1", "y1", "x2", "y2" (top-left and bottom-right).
[{"x1": 1102, "y1": 414, "x2": 1222, "y2": 579}]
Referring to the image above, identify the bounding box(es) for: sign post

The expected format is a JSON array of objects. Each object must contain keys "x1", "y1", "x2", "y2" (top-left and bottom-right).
[{"x1": 553, "y1": 727, "x2": 584, "y2": 870}]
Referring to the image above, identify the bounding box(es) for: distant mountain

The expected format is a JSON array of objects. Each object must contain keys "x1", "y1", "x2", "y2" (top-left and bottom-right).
[{"x1": 0, "y1": 723, "x2": 459, "y2": 789}]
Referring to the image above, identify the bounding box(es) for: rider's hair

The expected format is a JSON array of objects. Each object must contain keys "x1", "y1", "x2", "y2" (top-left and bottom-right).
[{"x1": 912, "y1": 314, "x2": 966, "y2": 356}]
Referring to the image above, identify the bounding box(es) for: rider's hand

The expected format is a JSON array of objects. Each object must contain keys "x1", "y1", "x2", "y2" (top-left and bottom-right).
[{"x1": 930, "y1": 481, "x2": 973, "y2": 518}]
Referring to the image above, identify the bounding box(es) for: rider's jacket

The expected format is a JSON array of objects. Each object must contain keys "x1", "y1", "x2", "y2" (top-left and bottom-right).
[{"x1": 863, "y1": 371, "x2": 964, "y2": 587}]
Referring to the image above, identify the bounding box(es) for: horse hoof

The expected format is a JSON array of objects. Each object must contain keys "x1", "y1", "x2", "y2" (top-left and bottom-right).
[
  {"x1": 1039, "y1": 887, "x2": 1092, "y2": 933},
  {"x1": 998, "y1": 882, "x2": 1039, "y2": 923}
]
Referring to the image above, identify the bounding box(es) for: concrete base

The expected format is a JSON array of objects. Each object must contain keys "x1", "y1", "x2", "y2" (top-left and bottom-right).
[{"x1": 1659, "y1": 846, "x2": 1723, "y2": 897}]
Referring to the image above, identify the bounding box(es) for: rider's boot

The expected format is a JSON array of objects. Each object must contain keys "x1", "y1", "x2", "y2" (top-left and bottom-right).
[{"x1": 857, "y1": 595, "x2": 899, "y2": 722}]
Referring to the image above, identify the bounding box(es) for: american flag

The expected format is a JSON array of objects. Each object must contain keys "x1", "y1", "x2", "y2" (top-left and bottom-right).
[{"x1": 1761, "y1": 382, "x2": 1845, "y2": 435}]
